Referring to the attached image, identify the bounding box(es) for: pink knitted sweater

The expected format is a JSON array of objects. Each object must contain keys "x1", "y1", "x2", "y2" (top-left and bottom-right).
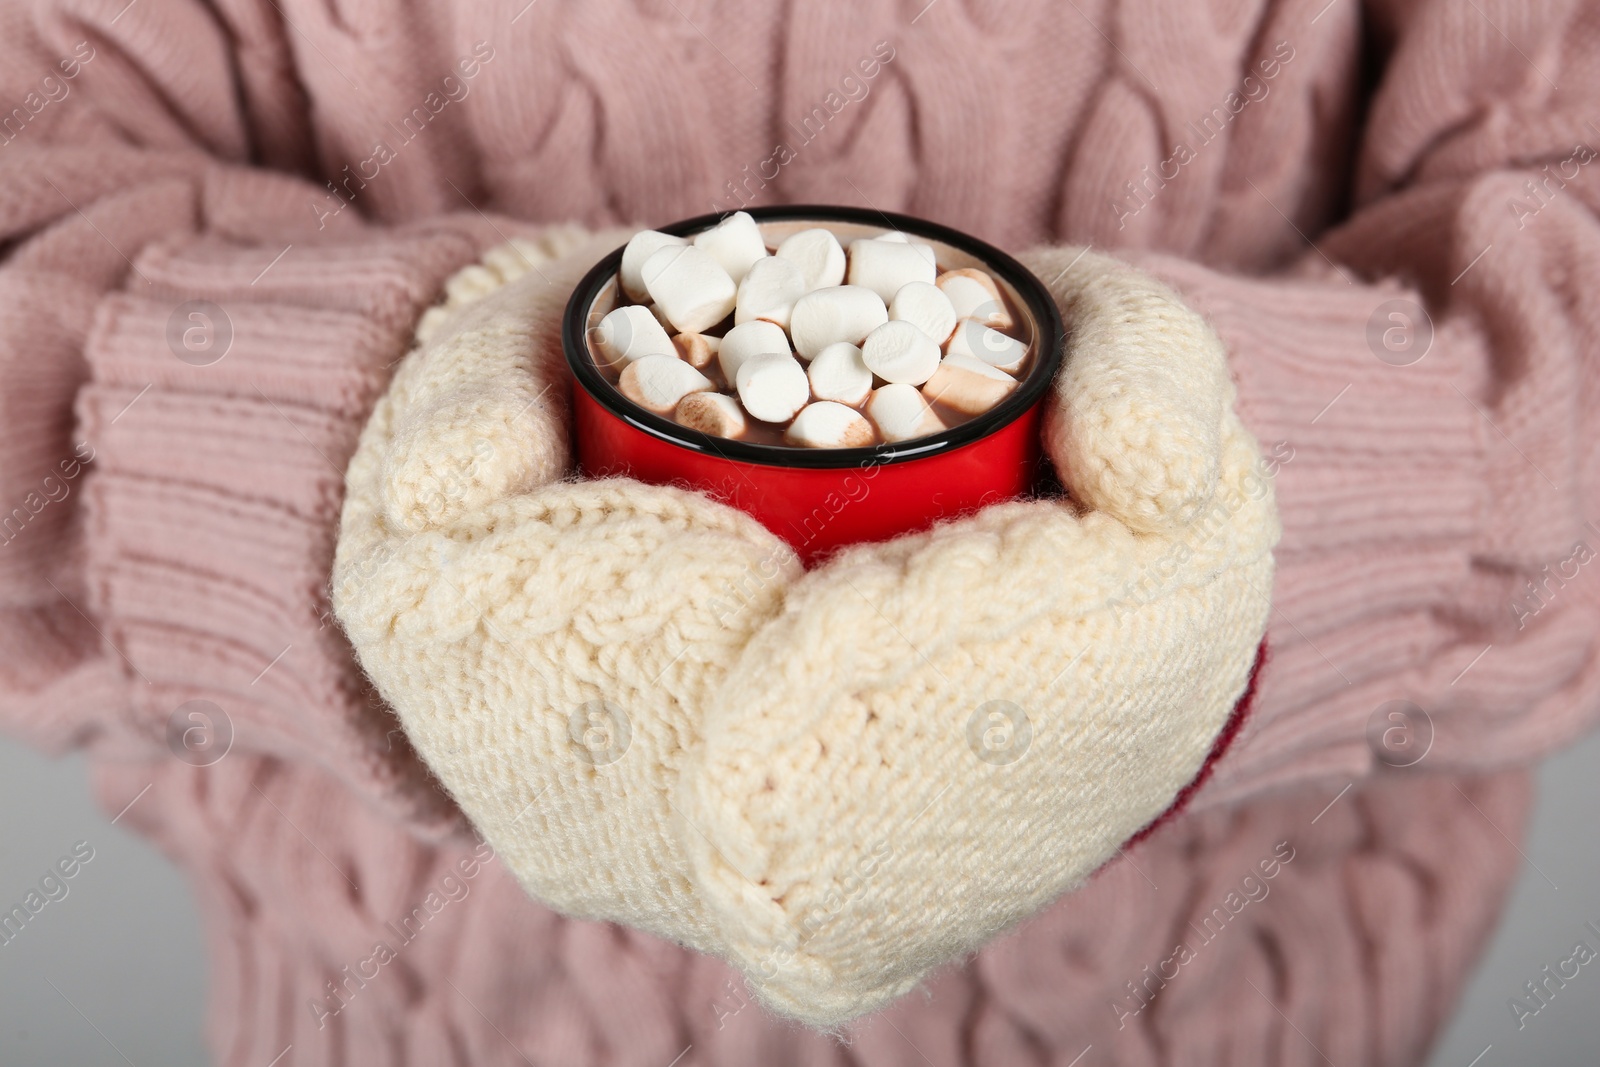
[{"x1": 1, "y1": 0, "x2": 1594, "y2": 1063}]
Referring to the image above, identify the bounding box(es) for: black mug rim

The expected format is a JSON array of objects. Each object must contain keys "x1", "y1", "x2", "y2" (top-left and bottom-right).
[{"x1": 561, "y1": 204, "x2": 1065, "y2": 471}]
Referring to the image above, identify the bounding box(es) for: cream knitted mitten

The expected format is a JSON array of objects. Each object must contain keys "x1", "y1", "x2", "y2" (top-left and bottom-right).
[{"x1": 331, "y1": 230, "x2": 1280, "y2": 1029}]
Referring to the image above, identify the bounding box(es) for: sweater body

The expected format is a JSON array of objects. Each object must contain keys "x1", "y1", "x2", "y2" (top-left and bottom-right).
[{"x1": 0, "y1": 0, "x2": 1593, "y2": 1062}]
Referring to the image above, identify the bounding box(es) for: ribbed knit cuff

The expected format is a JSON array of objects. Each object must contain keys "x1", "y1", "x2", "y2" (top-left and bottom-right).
[
  {"x1": 1125, "y1": 245, "x2": 1600, "y2": 800},
  {"x1": 0, "y1": 166, "x2": 206, "y2": 749},
  {"x1": 74, "y1": 218, "x2": 505, "y2": 829},
  {"x1": 1120, "y1": 253, "x2": 1482, "y2": 803}
]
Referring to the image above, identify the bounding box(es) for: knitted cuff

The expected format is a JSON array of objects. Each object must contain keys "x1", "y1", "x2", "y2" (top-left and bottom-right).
[
  {"x1": 0, "y1": 172, "x2": 206, "y2": 750},
  {"x1": 1126, "y1": 247, "x2": 1600, "y2": 805},
  {"x1": 72, "y1": 212, "x2": 506, "y2": 828},
  {"x1": 1120, "y1": 252, "x2": 1484, "y2": 802},
  {"x1": 334, "y1": 238, "x2": 1279, "y2": 1026}
]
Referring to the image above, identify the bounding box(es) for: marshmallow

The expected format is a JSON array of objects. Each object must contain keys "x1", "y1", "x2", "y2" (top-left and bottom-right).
[
  {"x1": 936, "y1": 268, "x2": 1013, "y2": 329},
  {"x1": 888, "y1": 281, "x2": 958, "y2": 344},
  {"x1": 673, "y1": 332, "x2": 719, "y2": 369},
  {"x1": 641, "y1": 245, "x2": 737, "y2": 334},
  {"x1": 674, "y1": 390, "x2": 747, "y2": 439},
  {"x1": 788, "y1": 285, "x2": 888, "y2": 360},
  {"x1": 785, "y1": 402, "x2": 876, "y2": 449},
  {"x1": 942, "y1": 350, "x2": 1017, "y2": 380},
  {"x1": 693, "y1": 211, "x2": 768, "y2": 284},
  {"x1": 607, "y1": 222, "x2": 1032, "y2": 449},
  {"x1": 621, "y1": 230, "x2": 687, "y2": 302},
  {"x1": 594, "y1": 305, "x2": 676, "y2": 367},
  {"x1": 735, "y1": 353, "x2": 810, "y2": 424},
  {"x1": 807, "y1": 341, "x2": 873, "y2": 406},
  {"x1": 861, "y1": 320, "x2": 943, "y2": 386},
  {"x1": 647, "y1": 302, "x2": 676, "y2": 332},
  {"x1": 717, "y1": 319, "x2": 791, "y2": 384},
  {"x1": 921, "y1": 352, "x2": 1018, "y2": 415},
  {"x1": 618, "y1": 354, "x2": 714, "y2": 414},
  {"x1": 946, "y1": 317, "x2": 1028, "y2": 374},
  {"x1": 867, "y1": 383, "x2": 947, "y2": 443},
  {"x1": 776, "y1": 228, "x2": 847, "y2": 291},
  {"x1": 735, "y1": 255, "x2": 807, "y2": 330},
  {"x1": 847, "y1": 239, "x2": 937, "y2": 303}
]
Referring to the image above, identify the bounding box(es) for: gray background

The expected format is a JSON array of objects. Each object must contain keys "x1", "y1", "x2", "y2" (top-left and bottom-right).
[{"x1": 0, "y1": 731, "x2": 1596, "y2": 1066}]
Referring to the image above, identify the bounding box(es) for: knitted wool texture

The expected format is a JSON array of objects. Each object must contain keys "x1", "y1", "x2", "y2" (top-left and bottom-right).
[{"x1": 331, "y1": 230, "x2": 1281, "y2": 1028}]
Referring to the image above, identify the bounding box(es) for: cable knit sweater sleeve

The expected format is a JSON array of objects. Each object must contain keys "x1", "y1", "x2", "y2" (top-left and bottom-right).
[
  {"x1": 1115, "y1": 0, "x2": 1600, "y2": 807},
  {"x1": 0, "y1": 1, "x2": 509, "y2": 827}
]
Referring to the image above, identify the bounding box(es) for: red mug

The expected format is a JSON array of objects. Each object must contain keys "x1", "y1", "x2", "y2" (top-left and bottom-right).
[{"x1": 562, "y1": 205, "x2": 1065, "y2": 566}]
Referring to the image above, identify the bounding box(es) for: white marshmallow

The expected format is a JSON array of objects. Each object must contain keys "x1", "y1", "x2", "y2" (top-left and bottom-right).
[
  {"x1": 788, "y1": 285, "x2": 888, "y2": 360},
  {"x1": 776, "y1": 228, "x2": 847, "y2": 291},
  {"x1": 618, "y1": 354, "x2": 713, "y2": 414},
  {"x1": 941, "y1": 350, "x2": 1017, "y2": 380},
  {"x1": 861, "y1": 320, "x2": 943, "y2": 386},
  {"x1": 867, "y1": 383, "x2": 947, "y2": 443},
  {"x1": 673, "y1": 332, "x2": 719, "y2": 369},
  {"x1": 641, "y1": 245, "x2": 737, "y2": 334},
  {"x1": 675, "y1": 391, "x2": 747, "y2": 439},
  {"x1": 734, "y1": 255, "x2": 807, "y2": 330},
  {"x1": 888, "y1": 281, "x2": 958, "y2": 344},
  {"x1": 921, "y1": 352, "x2": 1018, "y2": 415},
  {"x1": 692, "y1": 211, "x2": 768, "y2": 283},
  {"x1": 593, "y1": 305, "x2": 676, "y2": 367},
  {"x1": 847, "y1": 238, "x2": 937, "y2": 303},
  {"x1": 647, "y1": 302, "x2": 676, "y2": 332},
  {"x1": 717, "y1": 319, "x2": 791, "y2": 384},
  {"x1": 946, "y1": 318, "x2": 1028, "y2": 374},
  {"x1": 875, "y1": 230, "x2": 912, "y2": 243},
  {"x1": 936, "y1": 268, "x2": 1013, "y2": 329},
  {"x1": 785, "y1": 402, "x2": 876, "y2": 448},
  {"x1": 620, "y1": 230, "x2": 687, "y2": 302},
  {"x1": 735, "y1": 353, "x2": 811, "y2": 424},
  {"x1": 806, "y1": 341, "x2": 873, "y2": 406}
]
